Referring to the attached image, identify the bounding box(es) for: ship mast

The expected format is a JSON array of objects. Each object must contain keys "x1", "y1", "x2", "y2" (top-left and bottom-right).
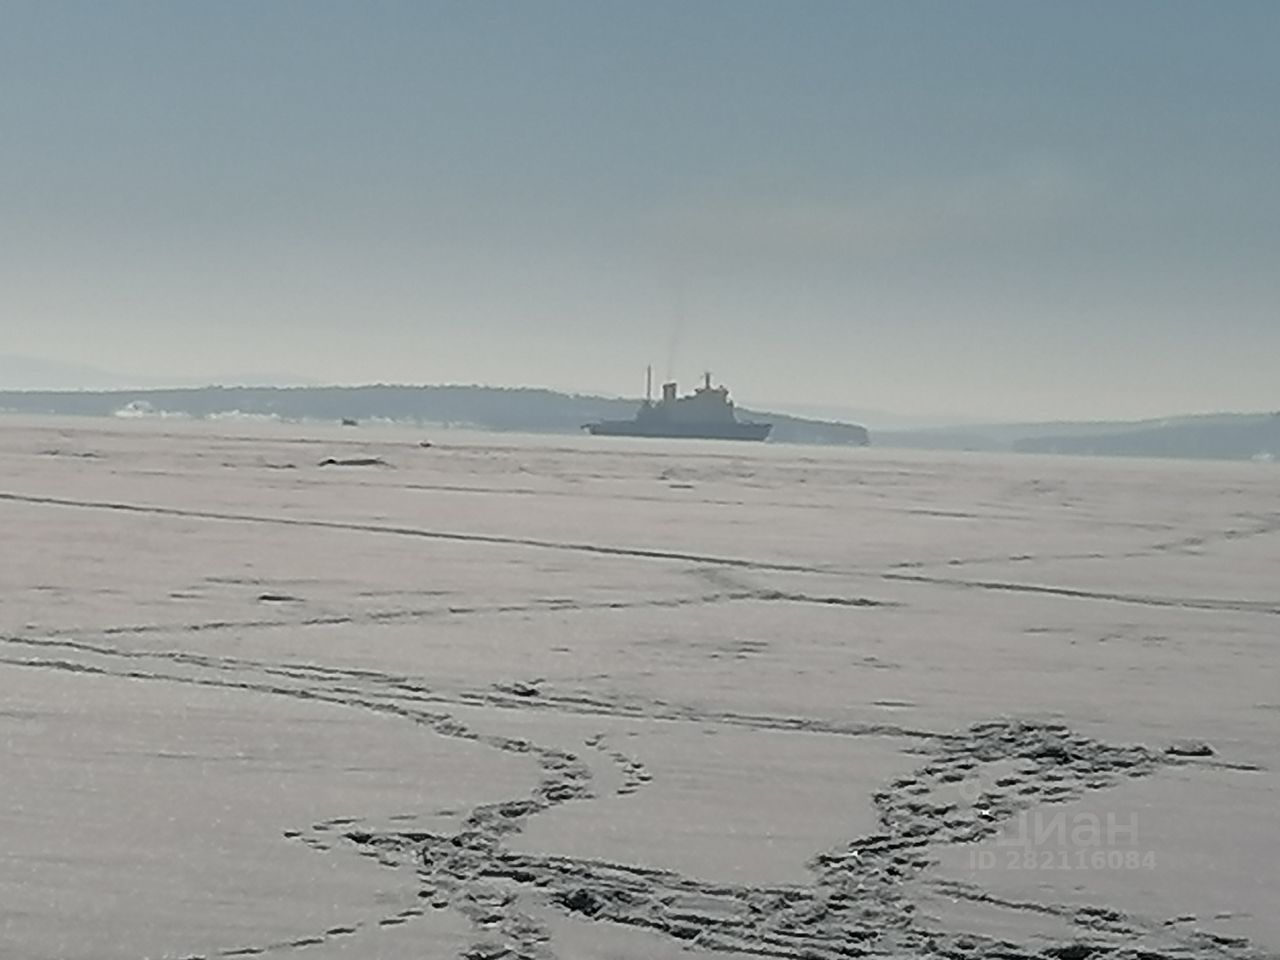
[{"x1": 645, "y1": 365, "x2": 653, "y2": 404}]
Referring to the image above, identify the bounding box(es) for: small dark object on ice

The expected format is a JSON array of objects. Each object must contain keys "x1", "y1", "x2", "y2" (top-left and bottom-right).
[
  {"x1": 419, "y1": 440, "x2": 433, "y2": 448},
  {"x1": 1166, "y1": 739, "x2": 1214, "y2": 757},
  {"x1": 319, "y1": 457, "x2": 388, "y2": 467},
  {"x1": 557, "y1": 887, "x2": 604, "y2": 917},
  {"x1": 258, "y1": 593, "x2": 300, "y2": 603},
  {"x1": 341, "y1": 418, "x2": 359, "y2": 427},
  {"x1": 498, "y1": 680, "x2": 541, "y2": 698},
  {"x1": 461, "y1": 945, "x2": 511, "y2": 960},
  {"x1": 1045, "y1": 944, "x2": 1099, "y2": 960}
]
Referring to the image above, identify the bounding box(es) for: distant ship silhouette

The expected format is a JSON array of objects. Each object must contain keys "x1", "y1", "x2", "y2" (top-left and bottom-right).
[{"x1": 585, "y1": 369, "x2": 771, "y2": 441}]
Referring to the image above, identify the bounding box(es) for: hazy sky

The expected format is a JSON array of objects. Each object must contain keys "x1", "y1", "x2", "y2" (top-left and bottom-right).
[{"x1": 3, "y1": 1, "x2": 1277, "y2": 420}]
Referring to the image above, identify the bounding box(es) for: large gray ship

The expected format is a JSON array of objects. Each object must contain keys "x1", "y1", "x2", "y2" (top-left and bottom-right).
[{"x1": 585, "y1": 370, "x2": 772, "y2": 441}]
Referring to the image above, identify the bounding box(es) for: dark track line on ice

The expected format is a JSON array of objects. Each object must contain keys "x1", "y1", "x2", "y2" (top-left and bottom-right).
[
  {"x1": 0, "y1": 491, "x2": 828, "y2": 574},
  {"x1": 883, "y1": 572, "x2": 1280, "y2": 615},
  {"x1": 0, "y1": 636, "x2": 939, "y2": 741},
  {"x1": 394, "y1": 479, "x2": 835, "y2": 512},
  {"x1": 29, "y1": 594, "x2": 750, "y2": 641},
  {"x1": 887, "y1": 519, "x2": 1280, "y2": 575},
  {"x1": 1144, "y1": 514, "x2": 1280, "y2": 556},
  {"x1": 16, "y1": 588, "x2": 885, "y2": 646},
  {"x1": 15, "y1": 633, "x2": 1255, "y2": 764}
]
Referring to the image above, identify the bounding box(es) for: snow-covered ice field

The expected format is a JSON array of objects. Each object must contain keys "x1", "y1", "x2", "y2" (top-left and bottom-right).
[{"x1": 2, "y1": 415, "x2": 1277, "y2": 960}]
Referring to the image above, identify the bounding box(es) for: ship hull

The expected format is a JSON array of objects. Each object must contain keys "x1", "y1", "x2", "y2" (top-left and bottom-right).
[{"x1": 585, "y1": 420, "x2": 771, "y2": 441}]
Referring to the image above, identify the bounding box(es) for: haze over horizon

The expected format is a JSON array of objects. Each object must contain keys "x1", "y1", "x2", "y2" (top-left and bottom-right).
[{"x1": 3, "y1": 2, "x2": 1277, "y2": 422}]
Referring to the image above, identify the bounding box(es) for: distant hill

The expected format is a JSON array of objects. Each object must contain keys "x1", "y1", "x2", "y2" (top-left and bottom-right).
[
  {"x1": 0, "y1": 354, "x2": 320, "y2": 392},
  {"x1": 876, "y1": 412, "x2": 1280, "y2": 461},
  {"x1": 744, "y1": 402, "x2": 983, "y2": 433},
  {"x1": 0, "y1": 354, "x2": 148, "y2": 392},
  {"x1": 0, "y1": 384, "x2": 870, "y2": 446},
  {"x1": 1012, "y1": 413, "x2": 1280, "y2": 460}
]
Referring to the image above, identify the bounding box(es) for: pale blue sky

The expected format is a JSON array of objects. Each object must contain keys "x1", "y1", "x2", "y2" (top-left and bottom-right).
[{"x1": 2, "y1": 1, "x2": 1277, "y2": 419}]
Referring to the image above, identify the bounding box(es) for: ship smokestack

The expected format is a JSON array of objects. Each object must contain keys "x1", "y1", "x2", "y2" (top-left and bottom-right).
[{"x1": 662, "y1": 381, "x2": 677, "y2": 403}]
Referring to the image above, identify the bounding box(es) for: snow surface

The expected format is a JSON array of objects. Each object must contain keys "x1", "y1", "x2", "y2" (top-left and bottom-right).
[{"x1": 1, "y1": 415, "x2": 1277, "y2": 959}]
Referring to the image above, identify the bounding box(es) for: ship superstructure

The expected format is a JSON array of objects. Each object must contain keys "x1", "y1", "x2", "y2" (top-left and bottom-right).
[{"x1": 585, "y1": 369, "x2": 772, "y2": 441}]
